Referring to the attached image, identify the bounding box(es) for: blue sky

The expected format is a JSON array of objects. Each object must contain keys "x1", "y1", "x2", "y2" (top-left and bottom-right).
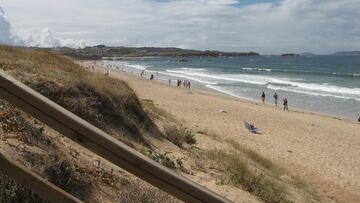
[{"x1": 1, "y1": 0, "x2": 360, "y2": 54}]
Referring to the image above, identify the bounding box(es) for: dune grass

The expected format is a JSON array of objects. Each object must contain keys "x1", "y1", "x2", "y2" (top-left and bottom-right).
[
  {"x1": 0, "y1": 46, "x2": 182, "y2": 202},
  {"x1": 0, "y1": 45, "x2": 153, "y2": 142},
  {"x1": 224, "y1": 139, "x2": 319, "y2": 202},
  {"x1": 207, "y1": 150, "x2": 293, "y2": 203},
  {"x1": 225, "y1": 139, "x2": 278, "y2": 173},
  {"x1": 165, "y1": 125, "x2": 197, "y2": 147},
  {"x1": 141, "y1": 99, "x2": 177, "y2": 123}
]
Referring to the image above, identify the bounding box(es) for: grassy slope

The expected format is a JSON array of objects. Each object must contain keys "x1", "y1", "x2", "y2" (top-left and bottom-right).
[{"x1": 0, "y1": 46, "x2": 178, "y2": 203}]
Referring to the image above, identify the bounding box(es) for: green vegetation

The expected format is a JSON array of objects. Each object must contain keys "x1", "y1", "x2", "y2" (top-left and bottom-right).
[
  {"x1": 165, "y1": 126, "x2": 197, "y2": 147},
  {"x1": 0, "y1": 100, "x2": 55, "y2": 150},
  {"x1": 207, "y1": 150, "x2": 292, "y2": 203},
  {"x1": 44, "y1": 160, "x2": 93, "y2": 201},
  {"x1": 146, "y1": 151, "x2": 177, "y2": 169},
  {"x1": 0, "y1": 173, "x2": 47, "y2": 203}
]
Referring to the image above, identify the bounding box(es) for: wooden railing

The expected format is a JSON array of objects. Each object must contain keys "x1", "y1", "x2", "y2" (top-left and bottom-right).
[{"x1": 0, "y1": 71, "x2": 231, "y2": 203}]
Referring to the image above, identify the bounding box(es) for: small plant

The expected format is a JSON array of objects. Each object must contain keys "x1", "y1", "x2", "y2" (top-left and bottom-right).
[
  {"x1": 0, "y1": 173, "x2": 47, "y2": 203},
  {"x1": 44, "y1": 160, "x2": 92, "y2": 200},
  {"x1": 147, "y1": 151, "x2": 177, "y2": 169},
  {"x1": 175, "y1": 157, "x2": 184, "y2": 168},
  {"x1": 184, "y1": 132, "x2": 197, "y2": 145},
  {"x1": 165, "y1": 126, "x2": 197, "y2": 147}
]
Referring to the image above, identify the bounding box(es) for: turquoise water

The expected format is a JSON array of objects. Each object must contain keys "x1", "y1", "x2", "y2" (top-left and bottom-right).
[{"x1": 104, "y1": 56, "x2": 360, "y2": 119}]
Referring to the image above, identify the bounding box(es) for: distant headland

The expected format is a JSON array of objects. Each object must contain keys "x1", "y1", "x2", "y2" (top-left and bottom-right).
[
  {"x1": 281, "y1": 53, "x2": 300, "y2": 57},
  {"x1": 51, "y1": 45, "x2": 260, "y2": 59}
]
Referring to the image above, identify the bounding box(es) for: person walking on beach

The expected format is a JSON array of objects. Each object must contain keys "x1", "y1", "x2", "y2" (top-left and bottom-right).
[
  {"x1": 168, "y1": 79, "x2": 171, "y2": 86},
  {"x1": 358, "y1": 113, "x2": 360, "y2": 122},
  {"x1": 261, "y1": 92, "x2": 266, "y2": 104},
  {"x1": 283, "y1": 98, "x2": 289, "y2": 112},
  {"x1": 273, "y1": 92, "x2": 278, "y2": 107}
]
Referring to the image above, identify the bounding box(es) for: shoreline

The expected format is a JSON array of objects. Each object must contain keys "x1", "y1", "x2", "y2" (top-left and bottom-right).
[
  {"x1": 103, "y1": 60, "x2": 359, "y2": 123},
  {"x1": 100, "y1": 58, "x2": 360, "y2": 122}
]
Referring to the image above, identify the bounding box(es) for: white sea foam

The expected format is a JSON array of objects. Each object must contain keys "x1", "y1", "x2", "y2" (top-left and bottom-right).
[
  {"x1": 159, "y1": 71, "x2": 217, "y2": 85},
  {"x1": 267, "y1": 84, "x2": 360, "y2": 101},
  {"x1": 180, "y1": 67, "x2": 207, "y2": 71},
  {"x1": 166, "y1": 68, "x2": 360, "y2": 99},
  {"x1": 242, "y1": 67, "x2": 272, "y2": 72},
  {"x1": 166, "y1": 70, "x2": 269, "y2": 85},
  {"x1": 242, "y1": 67, "x2": 360, "y2": 78},
  {"x1": 206, "y1": 85, "x2": 254, "y2": 100},
  {"x1": 272, "y1": 81, "x2": 360, "y2": 96},
  {"x1": 124, "y1": 63, "x2": 146, "y2": 70}
]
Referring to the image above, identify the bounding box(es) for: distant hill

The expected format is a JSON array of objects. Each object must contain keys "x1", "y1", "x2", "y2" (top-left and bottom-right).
[
  {"x1": 333, "y1": 51, "x2": 360, "y2": 56},
  {"x1": 281, "y1": 53, "x2": 300, "y2": 57},
  {"x1": 50, "y1": 45, "x2": 260, "y2": 59}
]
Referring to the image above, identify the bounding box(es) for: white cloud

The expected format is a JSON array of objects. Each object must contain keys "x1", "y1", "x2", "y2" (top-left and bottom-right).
[
  {"x1": 0, "y1": 6, "x2": 23, "y2": 45},
  {"x1": 1, "y1": 5, "x2": 87, "y2": 48},
  {"x1": 18, "y1": 28, "x2": 88, "y2": 48},
  {"x1": 1, "y1": 0, "x2": 360, "y2": 53}
]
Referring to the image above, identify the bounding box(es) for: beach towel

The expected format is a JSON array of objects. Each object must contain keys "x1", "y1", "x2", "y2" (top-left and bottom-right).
[{"x1": 244, "y1": 121, "x2": 257, "y2": 134}]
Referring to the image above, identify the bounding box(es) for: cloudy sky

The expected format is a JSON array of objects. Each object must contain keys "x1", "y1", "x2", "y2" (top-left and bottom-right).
[{"x1": 0, "y1": 0, "x2": 360, "y2": 54}]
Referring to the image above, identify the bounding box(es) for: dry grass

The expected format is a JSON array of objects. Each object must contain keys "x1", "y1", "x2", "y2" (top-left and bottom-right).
[
  {"x1": 195, "y1": 129, "x2": 317, "y2": 202},
  {"x1": 0, "y1": 45, "x2": 155, "y2": 144},
  {"x1": 141, "y1": 99, "x2": 177, "y2": 123},
  {"x1": 224, "y1": 139, "x2": 319, "y2": 202},
  {"x1": 207, "y1": 150, "x2": 293, "y2": 203},
  {"x1": 165, "y1": 126, "x2": 197, "y2": 147},
  {"x1": 0, "y1": 46, "x2": 170, "y2": 202},
  {"x1": 225, "y1": 139, "x2": 278, "y2": 173},
  {"x1": 118, "y1": 179, "x2": 181, "y2": 203}
]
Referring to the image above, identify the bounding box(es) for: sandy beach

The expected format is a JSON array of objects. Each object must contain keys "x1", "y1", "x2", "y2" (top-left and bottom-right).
[{"x1": 84, "y1": 61, "x2": 360, "y2": 202}]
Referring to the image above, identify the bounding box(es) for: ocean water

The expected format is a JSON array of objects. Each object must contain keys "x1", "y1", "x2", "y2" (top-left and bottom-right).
[{"x1": 103, "y1": 56, "x2": 360, "y2": 120}]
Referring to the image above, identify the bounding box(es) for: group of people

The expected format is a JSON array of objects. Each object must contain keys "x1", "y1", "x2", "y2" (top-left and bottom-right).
[
  {"x1": 176, "y1": 80, "x2": 191, "y2": 88},
  {"x1": 261, "y1": 91, "x2": 289, "y2": 112}
]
